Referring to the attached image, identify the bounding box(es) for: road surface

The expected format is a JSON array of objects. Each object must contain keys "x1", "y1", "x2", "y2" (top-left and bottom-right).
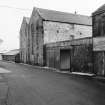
[{"x1": 0, "y1": 61, "x2": 105, "y2": 105}]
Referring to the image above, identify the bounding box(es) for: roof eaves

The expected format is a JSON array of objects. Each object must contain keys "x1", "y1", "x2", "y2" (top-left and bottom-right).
[{"x1": 43, "y1": 19, "x2": 92, "y2": 26}]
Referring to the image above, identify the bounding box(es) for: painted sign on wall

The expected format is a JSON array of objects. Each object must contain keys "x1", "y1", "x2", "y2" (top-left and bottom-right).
[{"x1": 93, "y1": 37, "x2": 105, "y2": 51}]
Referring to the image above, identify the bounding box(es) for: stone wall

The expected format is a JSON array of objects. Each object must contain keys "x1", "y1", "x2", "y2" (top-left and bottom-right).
[
  {"x1": 43, "y1": 21, "x2": 92, "y2": 44},
  {"x1": 28, "y1": 10, "x2": 44, "y2": 65},
  {"x1": 20, "y1": 19, "x2": 29, "y2": 63}
]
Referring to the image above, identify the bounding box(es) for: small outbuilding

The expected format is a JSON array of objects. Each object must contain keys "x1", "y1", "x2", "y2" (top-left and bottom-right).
[{"x1": 2, "y1": 49, "x2": 20, "y2": 63}]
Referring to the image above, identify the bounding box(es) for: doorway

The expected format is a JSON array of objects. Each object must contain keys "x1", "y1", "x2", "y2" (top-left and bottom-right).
[{"x1": 60, "y1": 49, "x2": 71, "y2": 71}]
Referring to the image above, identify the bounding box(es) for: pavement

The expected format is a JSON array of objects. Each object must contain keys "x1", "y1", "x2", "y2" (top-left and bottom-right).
[
  {"x1": 0, "y1": 61, "x2": 105, "y2": 105},
  {"x1": 19, "y1": 62, "x2": 105, "y2": 83},
  {"x1": 0, "y1": 68, "x2": 10, "y2": 105}
]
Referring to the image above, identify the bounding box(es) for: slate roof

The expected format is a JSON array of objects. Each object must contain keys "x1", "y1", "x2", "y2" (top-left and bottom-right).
[
  {"x1": 34, "y1": 7, "x2": 92, "y2": 26},
  {"x1": 3, "y1": 49, "x2": 20, "y2": 55},
  {"x1": 92, "y1": 4, "x2": 105, "y2": 16}
]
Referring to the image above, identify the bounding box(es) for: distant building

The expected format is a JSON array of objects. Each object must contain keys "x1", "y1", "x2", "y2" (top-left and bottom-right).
[
  {"x1": 2, "y1": 49, "x2": 20, "y2": 63},
  {"x1": 20, "y1": 7, "x2": 92, "y2": 70}
]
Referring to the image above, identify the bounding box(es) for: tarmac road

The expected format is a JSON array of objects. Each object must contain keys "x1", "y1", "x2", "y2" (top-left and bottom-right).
[{"x1": 0, "y1": 61, "x2": 105, "y2": 105}]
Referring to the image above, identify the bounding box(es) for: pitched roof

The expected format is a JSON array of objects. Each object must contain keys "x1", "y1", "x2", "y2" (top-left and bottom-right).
[
  {"x1": 3, "y1": 49, "x2": 20, "y2": 55},
  {"x1": 20, "y1": 17, "x2": 29, "y2": 32},
  {"x1": 24, "y1": 17, "x2": 30, "y2": 24},
  {"x1": 34, "y1": 7, "x2": 92, "y2": 26},
  {"x1": 23, "y1": 17, "x2": 30, "y2": 24},
  {"x1": 92, "y1": 4, "x2": 105, "y2": 16}
]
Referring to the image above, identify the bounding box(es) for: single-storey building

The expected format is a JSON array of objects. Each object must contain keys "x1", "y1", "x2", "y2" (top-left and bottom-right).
[{"x1": 2, "y1": 49, "x2": 20, "y2": 63}]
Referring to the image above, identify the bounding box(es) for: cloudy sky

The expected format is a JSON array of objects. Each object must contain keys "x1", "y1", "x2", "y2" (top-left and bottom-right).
[{"x1": 0, "y1": 0, "x2": 104, "y2": 52}]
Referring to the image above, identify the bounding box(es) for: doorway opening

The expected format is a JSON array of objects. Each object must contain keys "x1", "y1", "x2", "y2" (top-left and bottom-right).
[{"x1": 60, "y1": 49, "x2": 71, "y2": 71}]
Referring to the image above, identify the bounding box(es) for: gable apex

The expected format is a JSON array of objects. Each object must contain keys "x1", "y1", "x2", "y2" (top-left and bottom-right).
[
  {"x1": 32, "y1": 7, "x2": 92, "y2": 26},
  {"x1": 92, "y1": 4, "x2": 105, "y2": 16}
]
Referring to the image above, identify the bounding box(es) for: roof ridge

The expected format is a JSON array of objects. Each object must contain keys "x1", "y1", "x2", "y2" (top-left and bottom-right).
[
  {"x1": 36, "y1": 7, "x2": 91, "y2": 18},
  {"x1": 33, "y1": 7, "x2": 92, "y2": 26}
]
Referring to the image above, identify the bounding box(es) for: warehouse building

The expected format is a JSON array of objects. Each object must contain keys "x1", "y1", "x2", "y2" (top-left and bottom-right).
[{"x1": 20, "y1": 7, "x2": 92, "y2": 72}]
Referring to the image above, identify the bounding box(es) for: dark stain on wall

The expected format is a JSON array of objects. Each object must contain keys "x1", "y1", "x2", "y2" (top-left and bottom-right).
[{"x1": 71, "y1": 44, "x2": 93, "y2": 73}]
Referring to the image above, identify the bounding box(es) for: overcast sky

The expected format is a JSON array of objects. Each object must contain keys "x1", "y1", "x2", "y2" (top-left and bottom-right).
[{"x1": 0, "y1": 0, "x2": 104, "y2": 52}]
